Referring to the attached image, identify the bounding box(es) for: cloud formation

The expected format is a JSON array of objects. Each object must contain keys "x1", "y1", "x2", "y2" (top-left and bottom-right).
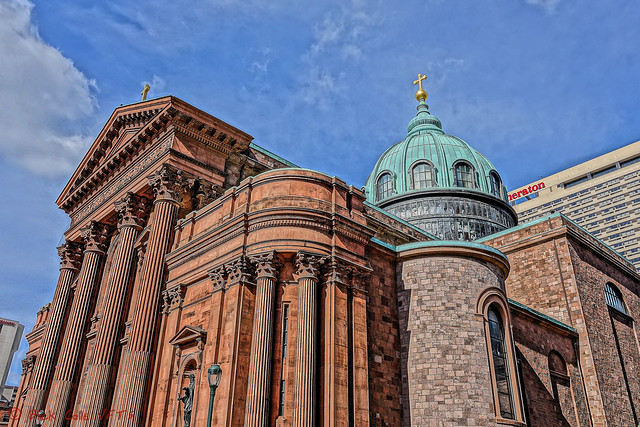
[
  {"x1": 525, "y1": 0, "x2": 561, "y2": 13},
  {"x1": 0, "y1": 0, "x2": 97, "y2": 177}
]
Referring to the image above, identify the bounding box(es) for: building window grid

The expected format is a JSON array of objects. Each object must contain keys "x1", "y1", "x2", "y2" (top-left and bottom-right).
[
  {"x1": 489, "y1": 172, "x2": 502, "y2": 197},
  {"x1": 376, "y1": 173, "x2": 394, "y2": 201},
  {"x1": 605, "y1": 283, "x2": 628, "y2": 314},
  {"x1": 411, "y1": 162, "x2": 435, "y2": 189},
  {"x1": 454, "y1": 162, "x2": 475, "y2": 189},
  {"x1": 278, "y1": 304, "x2": 290, "y2": 417}
]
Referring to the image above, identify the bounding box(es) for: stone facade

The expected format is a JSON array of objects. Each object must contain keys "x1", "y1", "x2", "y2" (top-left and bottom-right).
[{"x1": 11, "y1": 97, "x2": 640, "y2": 427}]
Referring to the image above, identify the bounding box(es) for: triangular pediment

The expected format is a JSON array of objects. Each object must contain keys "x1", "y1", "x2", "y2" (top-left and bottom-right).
[
  {"x1": 169, "y1": 325, "x2": 207, "y2": 347},
  {"x1": 57, "y1": 96, "x2": 254, "y2": 213}
]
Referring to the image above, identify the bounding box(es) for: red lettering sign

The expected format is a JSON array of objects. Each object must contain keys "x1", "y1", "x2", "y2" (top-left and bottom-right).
[{"x1": 508, "y1": 181, "x2": 545, "y2": 202}]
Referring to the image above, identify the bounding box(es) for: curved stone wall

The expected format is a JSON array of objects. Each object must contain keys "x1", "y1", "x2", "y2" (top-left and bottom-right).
[{"x1": 396, "y1": 242, "x2": 524, "y2": 426}]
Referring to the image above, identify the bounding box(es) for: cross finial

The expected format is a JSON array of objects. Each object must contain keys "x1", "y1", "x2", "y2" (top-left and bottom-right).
[
  {"x1": 141, "y1": 84, "x2": 150, "y2": 101},
  {"x1": 413, "y1": 73, "x2": 428, "y2": 101}
]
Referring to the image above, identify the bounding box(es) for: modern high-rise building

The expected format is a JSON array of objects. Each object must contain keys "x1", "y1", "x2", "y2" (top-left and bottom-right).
[
  {"x1": 0, "y1": 319, "x2": 24, "y2": 392},
  {"x1": 509, "y1": 139, "x2": 640, "y2": 270}
]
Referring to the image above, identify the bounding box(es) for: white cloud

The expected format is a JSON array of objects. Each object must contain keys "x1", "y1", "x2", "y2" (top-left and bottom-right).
[
  {"x1": 0, "y1": 0, "x2": 97, "y2": 177},
  {"x1": 525, "y1": 0, "x2": 561, "y2": 14}
]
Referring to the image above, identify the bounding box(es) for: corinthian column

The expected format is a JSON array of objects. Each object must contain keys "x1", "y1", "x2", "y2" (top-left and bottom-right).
[
  {"x1": 292, "y1": 252, "x2": 325, "y2": 427},
  {"x1": 18, "y1": 242, "x2": 82, "y2": 427},
  {"x1": 244, "y1": 251, "x2": 282, "y2": 427},
  {"x1": 74, "y1": 193, "x2": 150, "y2": 427},
  {"x1": 45, "y1": 221, "x2": 112, "y2": 426},
  {"x1": 109, "y1": 166, "x2": 185, "y2": 427}
]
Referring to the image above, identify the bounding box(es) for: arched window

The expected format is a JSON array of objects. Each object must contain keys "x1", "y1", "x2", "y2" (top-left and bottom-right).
[
  {"x1": 454, "y1": 162, "x2": 475, "y2": 189},
  {"x1": 411, "y1": 162, "x2": 435, "y2": 189},
  {"x1": 488, "y1": 306, "x2": 515, "y2": 420},
  {"x1": 376, "y1": 173, "x2": 394, "y2": 201},
  {"x1": 548, "y1": 350, "x2": 567, "y2": 376},
  {"x1": 489, "y1": 172, "x2": 502, "y2": 197},
  {"x1": 605, "y1": 282, "x2": 627, "y2": 314}
]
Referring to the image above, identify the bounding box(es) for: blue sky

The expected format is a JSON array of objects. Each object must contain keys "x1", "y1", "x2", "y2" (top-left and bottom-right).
[{"x1": 1, "y1": 0, "x2": 640, "y2": 384}]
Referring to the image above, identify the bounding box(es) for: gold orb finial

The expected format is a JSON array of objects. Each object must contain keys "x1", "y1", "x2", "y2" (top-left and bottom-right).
[{"x1": 413, "y1": 73, "x2": 428, "y2": 101}]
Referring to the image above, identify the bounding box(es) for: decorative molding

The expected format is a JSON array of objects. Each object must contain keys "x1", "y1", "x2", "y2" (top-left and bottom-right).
[
  {"x1": 294, "y1": 252, "x2": 327, "y2": 280},
  {"x1": 57, "y1": 240, "x2": 84, "y2": 271},
  {"x1": 225, "y1": 255, "x2": 253, "y2": 285},
  {"x1": 70, "y1": 135, "x2": 173, "y2": 226},
  {"x1": 188, "y1": 178, "x2": 223, "y2": 210},
  {"x1": 114, "y1": 192, "x2": 151, "y2": 229},
  {"x1": 147, "y1": 164, "x2": 188, "y2": 204},
  {"x1": 80, "y1": 220, "x2": 113, "y2": 253},
  {"x1": 207, "y1": 266, "x2": 227, "y2": 292},
  {"x1": 162, "y1": 284, "x2": 187, "y2": 314},
  {"x1": 249, "y1": 251, "x2": 283, "y2": 280},
  {"x1": 21, "y1": 355, "x2": 35, "y2": 375}
]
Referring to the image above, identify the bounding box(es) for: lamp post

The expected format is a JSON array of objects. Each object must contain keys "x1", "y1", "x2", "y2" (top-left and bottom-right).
[
  {"x1": 206, "y1": 363, "x2": 222, "y2": 427},
  {"x1": 34, "y1": 410, "x2": 46, "y2": 427}
]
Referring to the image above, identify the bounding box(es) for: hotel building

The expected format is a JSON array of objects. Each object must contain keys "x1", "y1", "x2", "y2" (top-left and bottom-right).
[{"x1": 509, "y1": 139, "x2": 640, "y2": 270}]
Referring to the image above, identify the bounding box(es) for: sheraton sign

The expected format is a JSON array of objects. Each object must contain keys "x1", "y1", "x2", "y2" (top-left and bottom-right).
[{"x1": 508, "y1": 181, "x2": 545, "y2": 202}]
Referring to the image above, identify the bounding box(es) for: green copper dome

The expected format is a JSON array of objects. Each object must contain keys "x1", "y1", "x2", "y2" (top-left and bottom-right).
[{"x1": 364, "y1": 100, "x2": 508, "y2": 204}]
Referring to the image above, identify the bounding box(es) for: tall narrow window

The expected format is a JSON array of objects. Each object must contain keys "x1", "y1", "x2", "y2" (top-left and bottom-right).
[
  {"x1": 411, "y1": 162, "x2": 435, "y2": 189},
  {"x1": 376, "y1": 173, "x2": 394, "y2": 201},
  {"x1": 488, "y1": 306, "x2": 515, "y2": 420},
  {"x1": 489, "y1": 172, "x2": 502, "y2": 197},
  {"x1": 605, "y1": 283, "x2": 627, "y2": 314},
  {"x1": 278, "y1": 304, "x2": 290, "y2": 417},
  {"x1": 455, "y1": 162, "x2": 475, "y2": 189}
]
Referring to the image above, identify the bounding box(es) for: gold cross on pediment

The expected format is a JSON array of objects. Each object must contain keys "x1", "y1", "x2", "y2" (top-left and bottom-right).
[{"x1": 141, "y1": 84, "x2": 150, "y2": 101}]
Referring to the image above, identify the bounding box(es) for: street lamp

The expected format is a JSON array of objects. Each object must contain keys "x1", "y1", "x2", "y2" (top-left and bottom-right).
[
  {"x1": 206, "y1": 363, "x2": 222, "y2": 427},
  {"x1": 34, "y1": 410, "x2": 46, "y2": 427}
]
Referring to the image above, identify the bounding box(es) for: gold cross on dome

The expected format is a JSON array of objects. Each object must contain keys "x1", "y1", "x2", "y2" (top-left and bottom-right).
[{"x1": 413, "y1": 73, "x2": 427, "y2": 91}]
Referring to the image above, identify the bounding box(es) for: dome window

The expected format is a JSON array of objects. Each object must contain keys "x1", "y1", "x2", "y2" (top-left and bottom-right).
[
  {"x1": 454, "y1": 162, "x2": 475, "y2": 189},
  {"x1": 376, "y1": 173, "x2": 394, "y2": 201},
  {"x1": 489, "y1": 172, "x2": 502, "y2": 197},
  {"x1": 411, "y1": 162, "x2": 436, "y2": 190}
]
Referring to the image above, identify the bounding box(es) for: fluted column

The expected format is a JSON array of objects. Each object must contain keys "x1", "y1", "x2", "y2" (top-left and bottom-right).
[
  {"x1": 292, "y1": 252, "x2": 325, "y2": 427},
  {"x1": 73, "y1": 193, "x2": 149, "y2": 427},
  {"x1": 109, "y1": 166, "x2": 185, "y2": 427},
  {"x1": 45, "y1": 222, "x2": 111, "y2": 426},
  {"x1": 244, "y1": 251, "x2": 283, "y2": 427},
  {"x1": 18, "y1": 242, "x2": 82, "y2": 427}
]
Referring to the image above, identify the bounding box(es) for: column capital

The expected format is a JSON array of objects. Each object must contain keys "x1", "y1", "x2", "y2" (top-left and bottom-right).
[
  {"x1": 188, "y1": 177, "x2": 223, "y2": 210},
  {"x1": 161, "y1": 284, "x2": 186, "y2": 314},
  {"x1": 207, "y1": 265, "x2": 227, "y2": 292},
  {"x1": 80, "y1": 221, "x2": 112, "y2": 254},
  {"x1": 225, "y1": 255, "x2": 254, "y2": 285},
  {"x1": 57, "y1": 241, "x2": 83, "y2": 271},
  {"x1": 250, "y1": 251, "x2": 283, "y2": 280},
  {"x1": 147, "y1": 165, "x2": 187, "y2": 204},
  {"x1": 294, "y1": 251, "x2": 327, "y2": 280},
  {"x1": 21, "y1": 355, "x2": 35, "y2": 375},
  {"x1": 114, "y1": 192, "x2": 151, "y2": 229}
]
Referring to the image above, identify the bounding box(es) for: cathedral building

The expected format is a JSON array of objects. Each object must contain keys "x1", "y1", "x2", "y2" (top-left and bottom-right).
[{"x1": 10, "y1": 80, "x2": 640, "y2": 427}]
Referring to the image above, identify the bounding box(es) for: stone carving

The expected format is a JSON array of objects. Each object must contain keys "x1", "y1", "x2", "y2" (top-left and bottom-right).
[
  {"x1": 57, "y1": 240, "x2": 84, "y2": 271},
  {"x1": 188, "y1": 178, "x2": 222, "y2": 210},
  {"x1": 179, "y1": 374, "x2": 195, "y2": 427},
  {"x1": 147, "y1": 165, "x2": 187, "y2": 203},
  {"x1": 21, "y1": 355, "x2": 35, "y2": 375},
  {"x1": 250, "y1": 251, "x2": 283, "y2": 279},
  {"x1": 114, "y1": 192, "x2": 151, "y2": 228},
  {"x1": 80, "y1": 221, "x2": 113, "y2": 253},
  {"x1": 294, "y1": 252, "x2": 327, "y2": 280},
  {"x1": 225, "y1": 255, "x2": 253, "y2": 284},
  {"x1": 207, "y1": 266, "x2": 227, "y2": 292},
  {"x1": 162, "y1": 284, "x2": 186, "y2": 313}
]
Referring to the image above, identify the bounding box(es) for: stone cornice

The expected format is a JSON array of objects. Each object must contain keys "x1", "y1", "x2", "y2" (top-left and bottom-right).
[{"x1": 58, "y1": 96, "x2": 254, "y2": 214}]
